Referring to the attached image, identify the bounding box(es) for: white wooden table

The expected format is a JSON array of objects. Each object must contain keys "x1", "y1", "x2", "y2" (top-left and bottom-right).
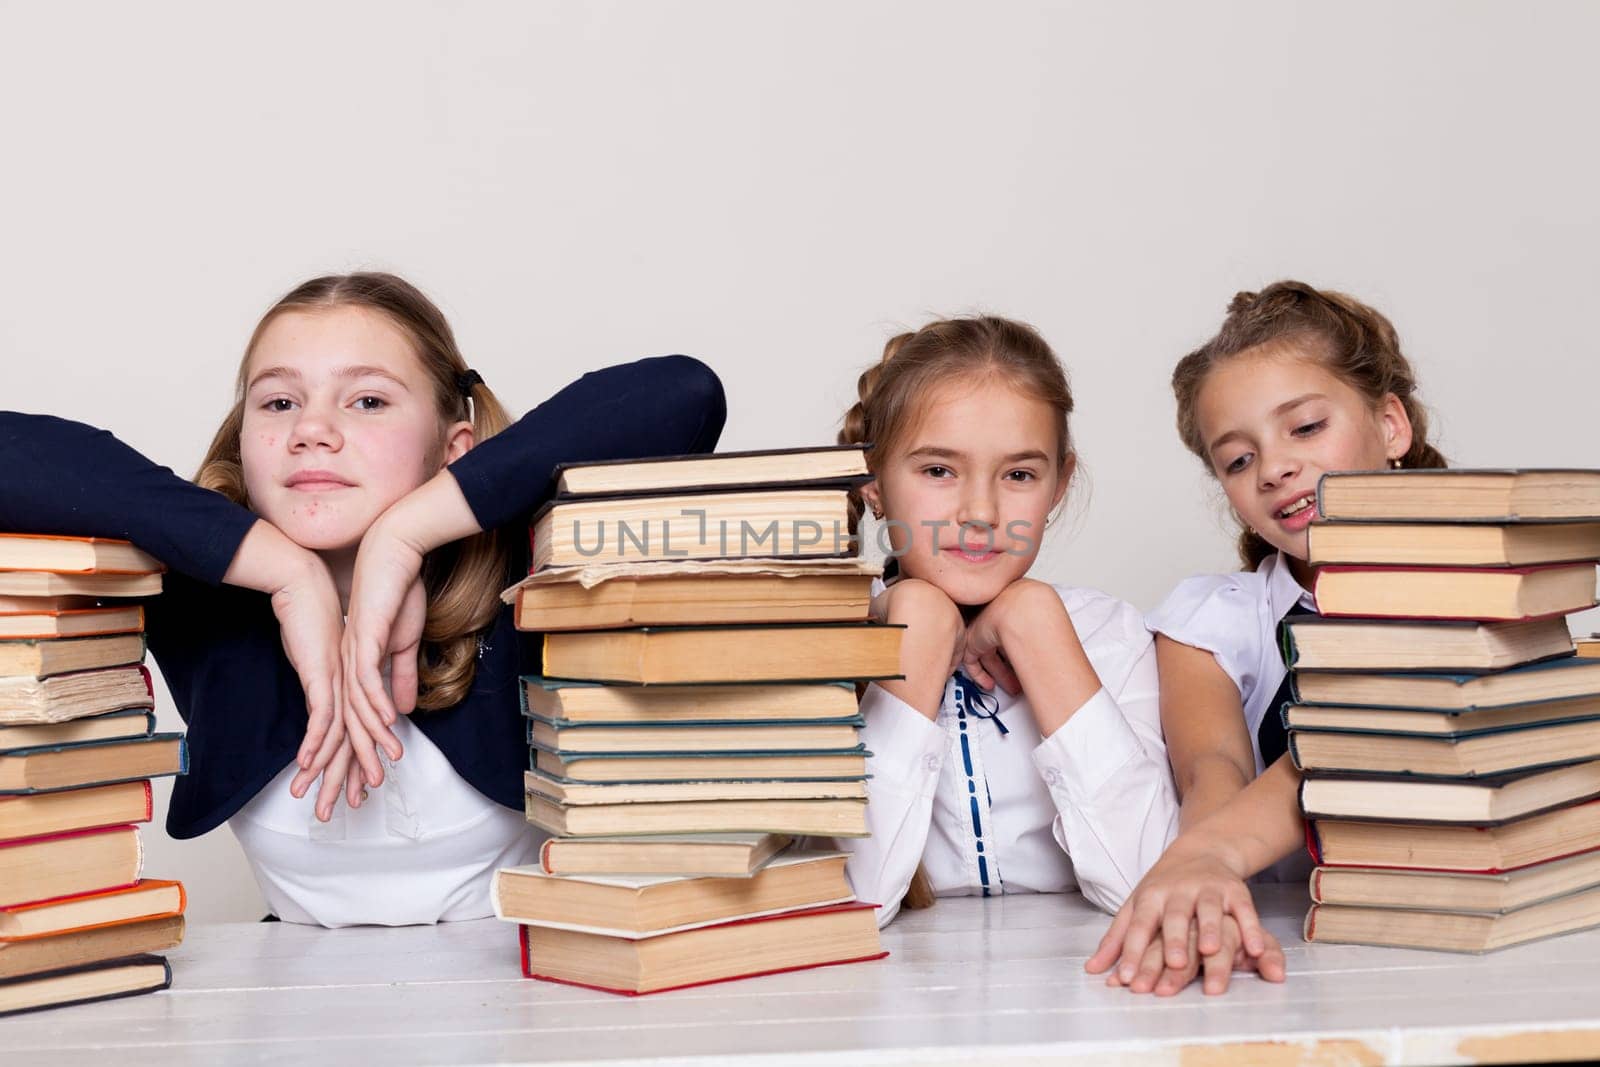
[{"x1": 4, "y1": 884, "x2": 1600, "y2": 1065}]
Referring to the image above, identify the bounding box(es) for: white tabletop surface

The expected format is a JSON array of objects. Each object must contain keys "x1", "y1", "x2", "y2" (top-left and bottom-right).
[{"x1": 4, "y1": 883, "x2": 1600, "y2": 1065}]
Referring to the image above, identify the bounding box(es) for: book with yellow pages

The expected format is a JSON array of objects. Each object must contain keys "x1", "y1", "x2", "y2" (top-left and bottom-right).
[
  {"x1": 533, "y1": 747, "x2": 869, "y2": 783},
  {"x1": 1316, "y1": 468, "x2": 1600, "y2": 523},
  {"x1": 0, "y1": 634, "x2": 146, "y2": 679},
  {"x1": 1304, "y1": 883, "x2": 1600, "y2": 953},
  {"x1": 526, "y1": 717, "x2": 864, "y2": 754},
  {"x1": 537, "y1": 833, "x2": 791, "y2": 878},
  {"x1": 1307, "y1": 521, "x2": 1600, "y2": 567},
  {"x1": 541, "y1": 622, "x2": 903, "y2": 685},
  {"x1": 525, "y1": 791, "x2": 868, "y2": 837},
  {"x1": 0, "y1": 954, "x2": 171, "y2": 1018},
  {"x1": 521, "y1": 677, "x2": 860, "y2": 725},
  {"x1": 518, "y1": 900, "x2": 883, "y2": 995},
  {"x1": 493, "y1": 850, "x2": 851, "y2": 935},
  {"x1": 0, "y1": 535, "x2": 162, "y2": 575},
  {"x1": 552, "y1": 445, "x2": 869, "y2": 498},
  {"x1": 529, "y1": 488, "x2": 856, "y2": 571}
]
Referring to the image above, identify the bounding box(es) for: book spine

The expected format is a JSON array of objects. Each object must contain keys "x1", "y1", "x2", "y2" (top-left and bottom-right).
[
  {"x1": 1287, "y1": 733, "x2": 1306, "y2": 772},
  {"x1": 1304, "y1": 818, "x2": 1323, "y2": 864},
  {"x1": 1303, "y1": 904, "x2": 1320, "y2": 942},
  {"x1": 1309, "y1": 868, "x2": 1324, "y2": 904},
  {"x1": 539, "y1": 837, "x2": 555, "y2": 875},
  {"x1": 518, "y1": 923, "x2": 532, "y2": 977},
  {"x1": 140, "y1": 779, "x2": 153, "y2": 821}
]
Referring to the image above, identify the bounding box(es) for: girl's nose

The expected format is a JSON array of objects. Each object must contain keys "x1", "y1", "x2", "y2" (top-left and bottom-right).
[
  {"x1": 288, "y1": 404, "x2": 343, "y2": 453},
  {"x1": 1256, "y1": 448, "x2": 1299, "y2": 491},
  {"x1": 956, "y1": 490, "x2": 998, "y2": 532}
]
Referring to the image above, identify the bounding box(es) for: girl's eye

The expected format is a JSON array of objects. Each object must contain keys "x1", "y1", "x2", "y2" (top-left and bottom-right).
[
  {"x1": 262, "y1": 398, "x2": 295, "y2": 413},
  {"x1": 1224, "y1": 453, "x2": 1252, "y2": 475},
  {"x1": 922, "y1": 465, "x2": 953, "y2": 479},
  {"x1": 353, "y1": 395, "x2": 387, "y2": 412},
  {"x1": 1293, "y1": 419, "x2": 1327, "y2": 437},
  {"x1": 1004, "y1": 469, "x2": 1036, "y2": 483}
]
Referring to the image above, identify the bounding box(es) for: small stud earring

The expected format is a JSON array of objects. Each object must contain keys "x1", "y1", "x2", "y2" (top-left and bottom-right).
[{"x1": 1390, "y1": 456, "x2": 1403, "y2": 470}]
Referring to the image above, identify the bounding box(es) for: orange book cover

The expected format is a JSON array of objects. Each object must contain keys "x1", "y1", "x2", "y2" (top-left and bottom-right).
[
  {"x1": 0, "y1": 880, "x2": 186, "y2": 942},
  {"x1": 0, "y1": 535, "x2": 165, "y2": 577}
]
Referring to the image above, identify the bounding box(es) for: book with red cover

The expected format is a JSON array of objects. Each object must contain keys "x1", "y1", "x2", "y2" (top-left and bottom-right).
[
  {"x1": 0, "y1": 825, "x2": 142, "y2": 908},
  {"x1": 517, "y1": 900, "x2": 886, "y2": 995},
  {"x1": 0, "y1": 780, "x2": 151, "y2": 844}
]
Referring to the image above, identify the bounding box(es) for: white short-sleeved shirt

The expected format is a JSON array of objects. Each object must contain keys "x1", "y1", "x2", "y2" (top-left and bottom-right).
[
  {"x1": 838, "y1": 580, "x2": 1180, "y2": 926},
  {"x1": 230, "y1": 713, "x2": 539, "y2": 928},
  {"x1": 1145, "y1": 550, "x2": 1315, "y2": 882}
]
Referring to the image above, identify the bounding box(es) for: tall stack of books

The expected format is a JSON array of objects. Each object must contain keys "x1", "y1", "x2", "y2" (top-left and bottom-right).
[
  {"x1": 0, "y1": 535, "x2": 188, "y2": 1017},
  {"x1": 490, "y1": 446, "x2": 900, "y2": 994},
  {"x1": 1282, "y1": 470, "x2": 1600, "y2": 953}
]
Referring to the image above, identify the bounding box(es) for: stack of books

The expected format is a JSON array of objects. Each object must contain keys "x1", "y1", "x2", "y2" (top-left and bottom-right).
[
  {"x1": 1283, "y1": 470, "x2": 1600, "y2": 953},
  {"x1": 491, "y1": 446, "x2": 900, "y2": 994},
  {"x1": 0, "y1": 535, "x2": 188, "y2": 1016}
]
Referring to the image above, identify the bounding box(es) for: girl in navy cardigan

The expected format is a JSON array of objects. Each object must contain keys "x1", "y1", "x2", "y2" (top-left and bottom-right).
[{"x1": 0, "y1": 272, "x2": 725, "y2": 925}]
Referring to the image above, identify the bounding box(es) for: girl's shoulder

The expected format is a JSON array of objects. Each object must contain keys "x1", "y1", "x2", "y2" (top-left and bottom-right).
[
  {"x1": 1144, "y1": 552, "x2": 1304, "y2": 664},
  {"x1": 1044, "y1": 582, "x2": 1151, "y2": 651}
]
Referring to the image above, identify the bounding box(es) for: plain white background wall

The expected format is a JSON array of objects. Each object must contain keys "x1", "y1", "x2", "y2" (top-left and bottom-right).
[{"x1": 3, "y1": 1, "x2": 1598, "y2": 922}]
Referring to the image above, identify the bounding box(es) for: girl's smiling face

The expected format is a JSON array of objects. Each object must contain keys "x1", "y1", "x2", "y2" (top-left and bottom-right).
[
  {"x1": 862, "y1": 378, "x2": 1070, "y2": 606},
  {"x1": 240, "y1": 306, "x2": 470, "y2": 556},
  {"x1": 1196, "y1": 342, "x2": 1412, "y2": 565}
]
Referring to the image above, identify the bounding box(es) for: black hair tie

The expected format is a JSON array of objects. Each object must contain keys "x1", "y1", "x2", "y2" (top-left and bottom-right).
[{"x1": 456, "y1": 369, "x2": 484, "y2": 397}]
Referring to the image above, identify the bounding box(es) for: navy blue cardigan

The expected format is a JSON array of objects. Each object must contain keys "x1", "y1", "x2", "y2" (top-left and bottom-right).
[{"x1": 0, "y1": 355, "x2": 726, "y2": 838}]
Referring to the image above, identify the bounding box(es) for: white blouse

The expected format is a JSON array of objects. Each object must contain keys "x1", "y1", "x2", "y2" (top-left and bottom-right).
[
  {"x1": 839, "y1": 581, "x2": 1179, "y2": 927},
  {"x1": 230, "y1": 713, "x2": 538, "y2": 928},
  {"x1": 1144, "y1": 549, "x2": 1315, "y2": 883}
]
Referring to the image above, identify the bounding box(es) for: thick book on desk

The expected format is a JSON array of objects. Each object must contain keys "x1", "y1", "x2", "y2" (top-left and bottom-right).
[
  {"x1": 0, "y1": 824, "x2": 142, "y2": 908},
  {"x1": 494, "y1": 851, "x2": 852, "y2": 935},
  {"x1": 538, "y1": 833, "x2": 791, "y2": 878},
  {"x1": 1282, "y1": 693, "x2": 1600, "y2": 737},
  {"x1": 1291, "y1": 656, "x2": 1600, "y2": 711},
  {"x1": 1310, "y1": 850, "x2": 1600, "y2": 912},
  {"x1": 513, "y1": 567, "x2": 874, "y2": 631},
  {"x1": 541, "y1": 622, "x2": 903, "y2": 685},
  {"x1": 1308, "y1": 800, "x2": 1600, "y2": 872},
  {"x1": 530, "y1": 488, "x2": 855, "y2": 571},
  {"x1": 525, "y1": 791, "x2": 868, "y2": 838},
  {"x1": 0, "y1": 595, "x2": 101, "y2": 613},
  {"x1": 1304, "y1": 883, "x2": 1600, "y2": 952},
  {"x1": 0, "y1": 634, "x2": 146, "y2": 679},
  {"x1": 0, "y1": 708, "x2": 155, "y2": 751},
  {"x1": 0, "y1": 535, "x2": 162, "y2": 576},
  {"x1": 0, "y1": 913, "x2": 182, "y2": 980},
  {"x1": 0, "y1": 733, "x2": 187, "y2": 794},
  {"x1": 0, "y1": 572, "x2": 163, "y2": 599},
  {"x1": 522, "y1": 676, "x2": 861, "y2": 725},
  {"x1": 1310, "y1": 563, "x2": 1598, "y2": 621},
  {"x1": 553, "y1": 445, "x2": 870, "y2": 498},
  {"x1": 1316, "y1": 468, "x2": 1600, "y2": 523},
  {"x1": 1279, "y1": 615, "x2": 1574, "y2": 673},
  {"x1": 0, "y1": 664, "x2": 154, "y2": 724},
  {"x1": 0, "y1": 605, "x2": 143, "y2": 641},
  {"x1": 0, "y1": 879, "x2": 185, "y2": 941},
  {"x1": 0, "y1": 781, "x2": 151, "y2": 844},
  {"x1": 518, "y1": 900, "x2": 884, "y2": 995},
  {"x1": 534, "y1": 747, "x2": 869, "y2": 783},
  {"x1": 1288, "y1": 717, "x2": 1600, "y2": 778},
  {"x1": 0, "y1": 953, "x2": 170, "y2": 1018},
  {"x1": 1298, "y1": 759, "x2": 1600, "y2": 825},
  {"x1": 527, "y1": 769, "x2": 867, "y2": 806},
  {"x1": 526, "y1": 717, "x2": 864, "y2": 754},
  {"x1": 1307, "y1": 521, "x2": 1600, "y2": 567}
]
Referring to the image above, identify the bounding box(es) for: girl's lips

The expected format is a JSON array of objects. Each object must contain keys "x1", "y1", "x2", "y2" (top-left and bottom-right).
[
  {"x1": 288, "y1": 480, "x2": 354, "y2": 492},
  {"x1": 1277, "y1": 504, "x2": 1319, "y2": 533},
  {"x1": 944, "y1": 546, "x2": 1001, "y2": 564}
]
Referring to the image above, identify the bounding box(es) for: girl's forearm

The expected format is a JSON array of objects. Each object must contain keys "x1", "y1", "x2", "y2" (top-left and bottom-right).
[
  {"x1": 222, "y1": 520, "x2": 322, "y2": 595},
  {"x1": 998, "y1": 586, "x2": 1102, "y2": 734},
  {"x1": 1175, "y1": 751, "x2": 1255, "y2": 831},
  {"x1": 1182, "y1": 756, "x2": 1307, "y2": 878},
  {"x1": 377, "y1": 469, "x2": 482, "y2": 554}
]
